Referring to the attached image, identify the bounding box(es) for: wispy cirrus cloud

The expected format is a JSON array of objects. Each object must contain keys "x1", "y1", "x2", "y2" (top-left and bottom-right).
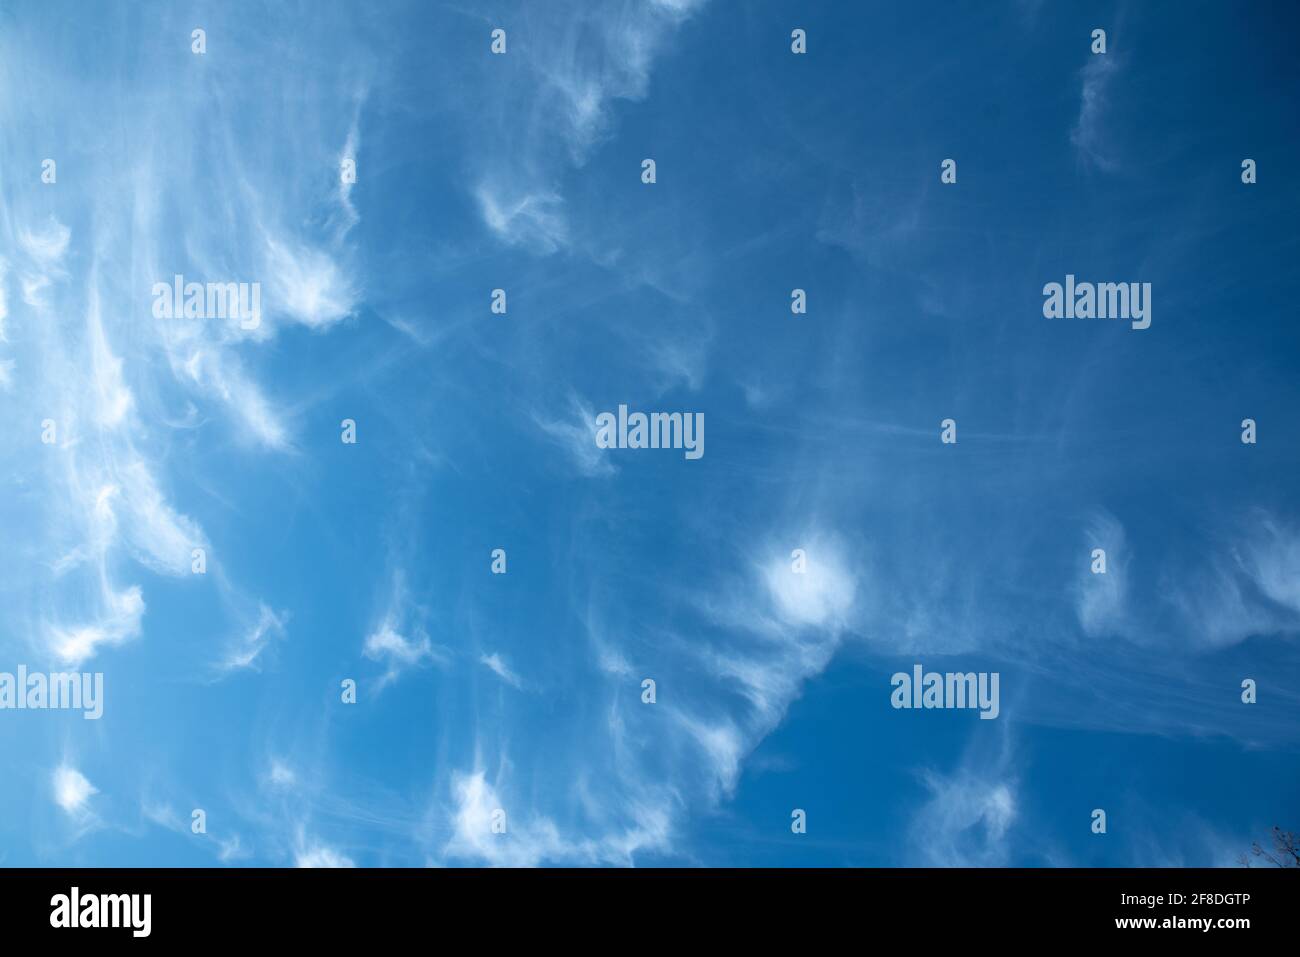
[
  {"x1": 1071, "y1": 52, "x2": 1122, "y2": 171},
  {"x1": 470, "y1": 0, "x2": 708, "y2": 250},
  {"x1": 479, "y1": 652, "x2": 525, "y2": 690},
  {"x1": 217, "y1": 604, "x2": 288, "y2": 673},
  {"x1": 909, "y1": 731, "x2": 1018, "y2": 867},
  {"x1": 1073, "y1": 508, "x2": 1130, "y2": 638},
  {"x1": 534, "y1": 393, "x2": 616, "y2": 477},
  {"x1": 362, "y1": 572, "x2": 449, "y2": 689}
]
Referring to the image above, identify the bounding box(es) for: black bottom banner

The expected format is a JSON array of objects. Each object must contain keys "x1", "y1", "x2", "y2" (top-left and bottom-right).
[{"x1": 0, "y1": 867, "x2": 1290, "y2": 943}]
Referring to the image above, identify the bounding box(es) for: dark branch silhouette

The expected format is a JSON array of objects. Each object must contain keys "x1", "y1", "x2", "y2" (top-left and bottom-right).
[{"x1": 1239, "y1": 826, "x2": 1300, "y2": 868}]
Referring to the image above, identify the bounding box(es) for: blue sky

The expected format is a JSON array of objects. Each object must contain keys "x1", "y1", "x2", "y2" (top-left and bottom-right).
[{"x1": 1, "y1": 0, "x2": 1298, "y2": 867}]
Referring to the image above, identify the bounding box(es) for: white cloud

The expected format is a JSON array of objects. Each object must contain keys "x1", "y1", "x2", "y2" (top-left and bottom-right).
[
  {"x1": 676, "y1": 716, "x2": 746, "y2": 796},
  {"x1": 534, "y1": 394, "x2": 615, "y2": 477},
  {"x1": 1073, "y1": 509, "x2": 1129, "y2": 637},
  {"x1": 907, "y1": 724, "x2": 1020, "y2": 866},
  {"x1": 472, "y1": 1, "x2": 706, "y2": 250},
  {"x1": 1243, "y1": 517, "x2": 1300, "y2": 615},
  {"x1": 439, "y1": 768, "x2": 670, "y2": 868},
  {"x1": 117, "y1": 461, "x2": 206, "y2": 576},
  {"x1": 217, "y1": 835, "x2": 250, "y2": 862},
  {"x1": 364, "y1": 622, "x2": 436, "y2": 667},
  {"x1": 219, "y1": 604, "x2": 288, "y2": 672},
  {"x1": 141, "y1": 801, "x2": 182, "y2": 831},
  {"x1": 14, "y1": 217, "x2": 71, "y2": 311},
  {"x1": 86, "y1": 284, "x2": 133, "y2": 428},
  {"x1": 1082, "y1": 511, "x2": 1300, "y2": 651},
  {"x1": 531, "y1": 1, "x2": 705, "y2": 160},
  {"x1": 173, "y1": 347, "x2": 291, "y2": 450},
  {"x1": 0, "y1": 12, "x2": 377, "y2": 871},
  {"x1": 646, "y1": 336, "x2": 709, "y2": 394},
  {"x1": 1159, "y1": 513, "x2": 1300, "y2": 649},
  {"x1": 361, "y1": 578, "x2": 448, "y2": 687},
  {"x1": 480, "y1": 652, "x2": 524, "y2": 690},
  {"x1": 264, "y1": 237, "x2": 355, "y2": 329},
  {"x1": 443, "y1": 771, "x2": 565, "y2": 867},
  {"x1": 19, "y1": 216, "x2": 71, "y2": 267},
  {"x1": 294, "y1": 841, "x2": 355, "y2": 868},
  {"x1": 657, "y1": 534, "x2": 864, "y2": 801},
  {"x1": 761, "y1": 542, "x2": 857, "y2": 630},
  {"x1": 52, "y1": 764, "x2": 98, "y2": 815},
  {"x1": 47, "y1": 582, "x2": 146, "y2": 666},
  {"x1": 268, "y1": 760, "x2": 297, "y2": 790},
  {"x1": 336, "y1": 124, "x2": 361, "y2": 236},
  {"x1": 911, "y1": 769, "x2": 1018, "y2": 866},
  {"x1": 1171, "y1": 560, "x2": 1276, "y2": 648},
  {"x1": 1071, "y1": 54, "x2": 1121, "y2": 171},
  {"x1": 476, "y1": 185, "x2": 568, "y2": 254}
]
